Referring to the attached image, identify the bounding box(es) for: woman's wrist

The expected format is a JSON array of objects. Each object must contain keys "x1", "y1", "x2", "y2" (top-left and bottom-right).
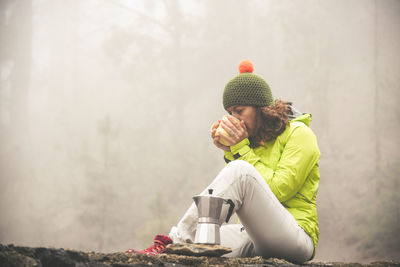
[{"x1": 230, "y1": 138, "x2": 251, "y2": 158}]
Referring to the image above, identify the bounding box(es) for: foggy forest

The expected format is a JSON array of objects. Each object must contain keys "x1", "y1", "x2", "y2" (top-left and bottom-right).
[{"x1": 0, "y1": 0, "x2": 399, "y2": 263}]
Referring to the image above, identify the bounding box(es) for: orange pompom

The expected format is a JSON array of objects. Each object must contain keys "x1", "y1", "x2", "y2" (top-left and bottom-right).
[{"x1": 238, "y1": 60, "x2": 254, "y2": 73}]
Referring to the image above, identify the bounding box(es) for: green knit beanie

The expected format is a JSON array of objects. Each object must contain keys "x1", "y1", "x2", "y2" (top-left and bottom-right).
[{"x1": 223, "y1": 60, "x2": 274, "y2": 109}]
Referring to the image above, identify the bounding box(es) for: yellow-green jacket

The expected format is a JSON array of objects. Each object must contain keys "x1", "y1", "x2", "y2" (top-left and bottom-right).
[{"x1": 223, "y1": 113, "x2": 320, "y2": 254}]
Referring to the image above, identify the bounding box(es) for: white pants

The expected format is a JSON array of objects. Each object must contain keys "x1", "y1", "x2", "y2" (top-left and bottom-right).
[{"x1": 169, "y1": 160, "x2": 314, "y2": 263}]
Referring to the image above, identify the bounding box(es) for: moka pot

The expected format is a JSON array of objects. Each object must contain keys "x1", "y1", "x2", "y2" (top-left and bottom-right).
[{"x1": 193, "y1": 189, "x2": 235, "y2": 245}]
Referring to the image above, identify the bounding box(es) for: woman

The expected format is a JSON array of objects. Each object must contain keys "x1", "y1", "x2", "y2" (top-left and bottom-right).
[{"x1": 128, "y1": 60, "x2": 320, "y2": 263}]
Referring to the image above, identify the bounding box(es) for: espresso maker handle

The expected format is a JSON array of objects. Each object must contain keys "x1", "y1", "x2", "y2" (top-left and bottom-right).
[{"x1": 225, "y1": 199, "x2": 235, "y2": 223}]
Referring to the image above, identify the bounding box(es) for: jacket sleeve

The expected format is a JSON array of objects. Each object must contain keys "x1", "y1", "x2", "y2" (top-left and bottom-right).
[{"x1": 224, "y1": 125, "x2": 320, "y2": 203}]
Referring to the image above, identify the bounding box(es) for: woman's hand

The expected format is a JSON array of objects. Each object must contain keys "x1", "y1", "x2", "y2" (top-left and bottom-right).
[
  {"x1": 220, "y1": 115, "x2": 249, "y2": 146},
  {"x1": 210, "y1": 115, "x2": 249, "y2": 151},
  {"x1": 211, "y1": 120, "x2": 230, "y2": 151}
]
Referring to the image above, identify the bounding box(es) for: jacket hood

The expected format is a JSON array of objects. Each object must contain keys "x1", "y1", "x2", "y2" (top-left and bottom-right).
[
  {"x1": 289, "y1": 106, "x2": 312, "y2": 126},
  {"x1": 291, "y1": 113, "x2": 312, "y2": 126}
]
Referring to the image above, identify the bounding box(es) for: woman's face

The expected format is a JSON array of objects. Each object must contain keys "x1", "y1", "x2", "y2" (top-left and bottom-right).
[{"x1": 226, "y1": 105, "x2": 258, "y2": 137}]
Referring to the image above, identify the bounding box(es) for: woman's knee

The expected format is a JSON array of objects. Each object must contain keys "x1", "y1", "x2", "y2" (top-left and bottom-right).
[
  {"x1": 224, "y1": 160, "x2": 261, "y2": 182},
  {"x1": 226, "y1": 160, "x2": 253, "y2": 170},
  {"x1": 225, "y1": 160, "x2": 257, "y2": 179}
]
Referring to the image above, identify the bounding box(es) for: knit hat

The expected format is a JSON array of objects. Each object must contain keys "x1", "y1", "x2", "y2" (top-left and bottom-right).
[{"x1": 223, "y1": 60, "x2": 273, "y2": 109}]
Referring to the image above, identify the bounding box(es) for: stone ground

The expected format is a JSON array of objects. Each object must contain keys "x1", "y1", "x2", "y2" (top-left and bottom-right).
[{"x1": 1, "y1": 244, "x2": 399, "y2": 267}]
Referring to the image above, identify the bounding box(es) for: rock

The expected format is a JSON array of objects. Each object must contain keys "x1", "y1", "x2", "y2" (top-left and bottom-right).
[
  {"x1": 0, "y1": 246, "x2": 38, "y2": 267},
  {"x1": 1, "y1": 244, "x2": 399, "y2": 267},
  {"x1": 164, "y1": 243, "x2": 232, "y2": 257}
]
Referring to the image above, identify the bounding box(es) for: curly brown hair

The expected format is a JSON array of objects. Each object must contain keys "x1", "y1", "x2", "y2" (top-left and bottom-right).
[{"x1": 249, "y1": 100, "x2": 292, "y2": 148}]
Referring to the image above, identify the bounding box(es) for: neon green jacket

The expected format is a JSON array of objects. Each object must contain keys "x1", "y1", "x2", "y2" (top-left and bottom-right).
[{"x1": 223, "y1": 113, "x2": 320, "y2": 254}]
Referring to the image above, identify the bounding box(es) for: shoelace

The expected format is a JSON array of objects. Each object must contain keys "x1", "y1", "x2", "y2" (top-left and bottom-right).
[{"x1": 142, "y1": 240, "x2": 166, "y2": 255}]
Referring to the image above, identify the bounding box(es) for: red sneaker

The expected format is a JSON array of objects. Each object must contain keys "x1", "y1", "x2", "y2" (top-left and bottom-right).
[{"x1": 126, "y1": 234, "x2": 172, "y2": 255}]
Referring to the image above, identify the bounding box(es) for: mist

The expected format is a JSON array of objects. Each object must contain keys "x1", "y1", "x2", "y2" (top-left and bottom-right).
[{"x1": 0, "y1": 0, "x2": 399, "y2": 263}]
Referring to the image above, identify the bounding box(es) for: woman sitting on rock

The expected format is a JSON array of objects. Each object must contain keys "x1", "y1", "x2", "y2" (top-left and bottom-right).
[{"x1": 127, "y1": 60, "x2": 321, "y2": 263}]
